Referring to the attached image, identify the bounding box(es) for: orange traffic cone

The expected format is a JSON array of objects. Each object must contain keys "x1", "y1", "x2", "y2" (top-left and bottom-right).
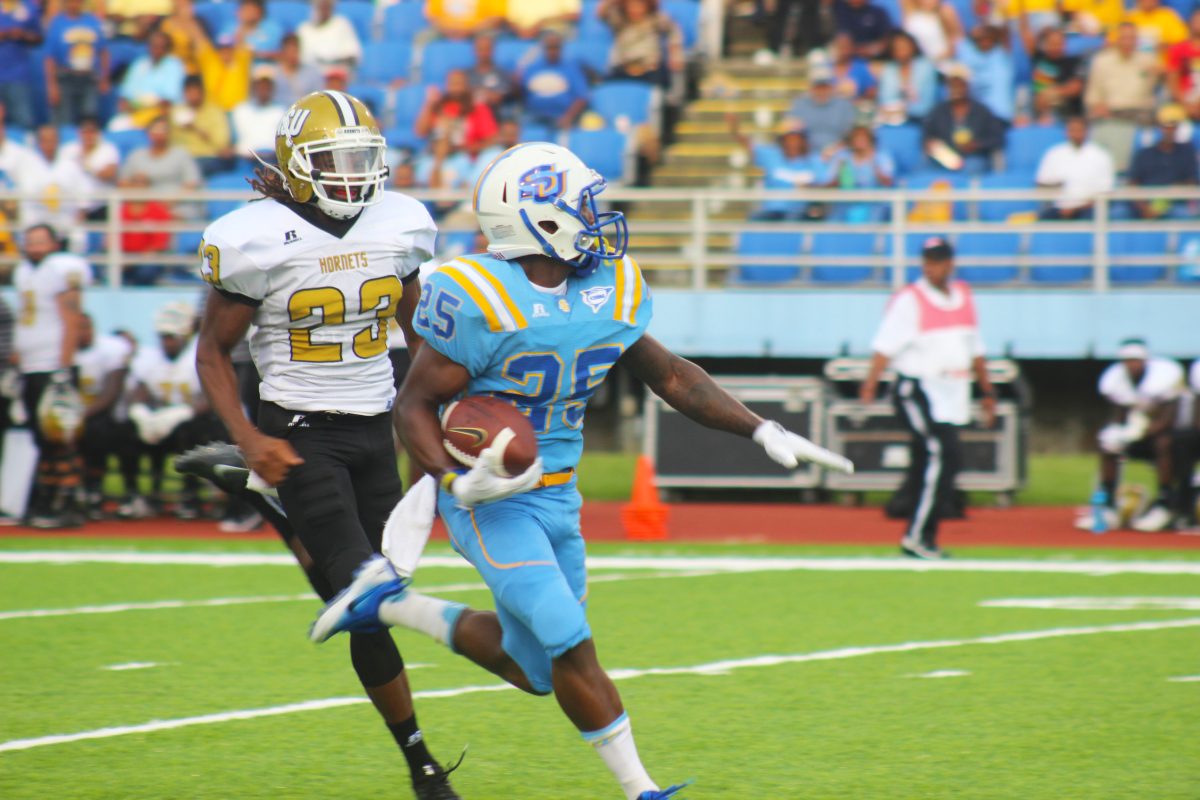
[{"x1": 622, "y1": 455, "x2": 670, "y2": 540}]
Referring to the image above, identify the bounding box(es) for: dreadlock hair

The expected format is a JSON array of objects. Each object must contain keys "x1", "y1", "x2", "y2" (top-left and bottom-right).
[{"x1": 249, "y1": 164, "x2": 293, "y2": 204}]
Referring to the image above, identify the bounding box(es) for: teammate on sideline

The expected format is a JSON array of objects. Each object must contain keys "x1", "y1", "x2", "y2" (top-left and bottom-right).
[
  {"x1": 194, "y1": 91, "x2": 460, "y2": 799},
  {"x1": 309, "y1": 142, "x2": 854, "y2": 799}
]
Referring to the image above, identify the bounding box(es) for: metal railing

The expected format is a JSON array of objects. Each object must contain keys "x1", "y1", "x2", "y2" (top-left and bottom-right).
[{"x1": 0, "y1": 186, "x2": 1197, "y2": 290}]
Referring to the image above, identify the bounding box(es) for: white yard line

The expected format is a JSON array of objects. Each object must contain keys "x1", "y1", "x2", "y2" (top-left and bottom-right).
[
  {"x1": 1167, "y1": 675, "x2": 1200, "y2": 683},
  {"x1": 3, "y1": 616, "x2": 1197, "y2": 755},
  {"x1": 981, "y1": 597, "x2": 1200, "y2": 611},
  {"x1": 907, "y1": 670, "x2": 971, "y2": 679},
  {"x1": 103, "y1": 662, "x2": 164, "y2": 672},
  {"x1": 4, "y1": 550, "x2": 1200, "y2": 575}
]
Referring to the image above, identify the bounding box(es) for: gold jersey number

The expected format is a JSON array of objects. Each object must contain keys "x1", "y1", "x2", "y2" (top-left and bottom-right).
[{"x1": 288, "y1": 276, "x2": 403, "y2": 363}]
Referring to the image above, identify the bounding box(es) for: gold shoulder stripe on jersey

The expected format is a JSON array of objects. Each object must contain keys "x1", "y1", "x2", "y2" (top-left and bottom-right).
[
  {"x1": 440, "y1": 264, "x2": 506, "y2": 333},
  {"x1": 627, "y1": 255, "x2": 645, "y2": 327},
  {"x1": 456, "y1": 257, "x2": 528, "y2": 330},
  {"x1": 614, "y1": 255, "x2": 644, "y2": 325}
]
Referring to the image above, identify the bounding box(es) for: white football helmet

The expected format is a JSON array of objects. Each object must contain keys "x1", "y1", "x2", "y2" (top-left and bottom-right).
[
  {"x1": 472, "y1": 142, "x2": 627, "y2": 275},
  {"x1": 153, "y1": 301, "x2": 195, "y2": 338}
]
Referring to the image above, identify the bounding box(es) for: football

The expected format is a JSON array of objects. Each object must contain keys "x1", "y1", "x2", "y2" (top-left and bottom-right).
[{"x1": 441, "y1": 395, "x2": 538, "y2": 477}]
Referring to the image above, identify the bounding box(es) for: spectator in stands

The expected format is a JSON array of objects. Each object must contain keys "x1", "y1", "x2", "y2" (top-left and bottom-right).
[
  {"x1": 470, "y1": 34, "x2": 517, "y2": 118},
  {"x1": 416, "y1": 68, "x2": 500, "y2": 148},
  {"x1": 877, "y1": 30, "x2": 937, "y2": 123},
  {"x1": 728, "y1": 115, "x2": 822, "y2": 221},
  {"x1": 160, "y1": 0, "x2": 200, "y2": 76},
  {"x1": 787, "y1": 66, "x2": 857, "y2": 154},
  {"x1": 754, "y1": 0, "x2": 826, "y2": 65},
  {"x1": 220, "y1": 0, "x2": 282, "y2": 62},
  {"x1": 422, "y1": 130, "x2": 503, "y2": 191},
  {"x1": 1122, "y1": 0, "x2": 1187, "y2": 55},
  {"x1": 826, "y1": 32, "x2": 877, "y2": 100},
  {"x1": 59, "y1": 116, "x2": 120, "y2": 221},
  {"x1": 1086, "y1": 22, "x2": 1160, "y2": 172},
  {"x1": 106, "y1": 0, "x2": 172, "y2": 39},
  {"x1": 1018, "y1": 21, "x2": 1084, "y2": 120},
  {"x1": 900, "y1": 0, "x2": 961, "y2": 64},
  {"x1": 1035, "y1": 115, "x2": 1114, "y2": 219},
  {"x1": 119, "y1": 116, "x2": 202, "y2": 198},
  {"x1": 22, "y1": 125, "x2": 90, "y2": 247},
  {"x1": 425, "y1": 0, "x2": 505, "y2": 40},
  {"x1": 507, "y1": 0, "x2": 582, "y2": 39},
  {"x1": 276, "y1": 33, "x2": 324, "y2": 102},
  {"x1": 118, "y1": 30, "x2": 186, "y2": 120},
  {"x1": 44, "y1": 0, "x2": 109, "y2": 127},
  {"x1": 1167, "y1": 10, "x2": 1200, "y2": 119},
  {"x1": 298, "y1": 0, "x2": 363, "y2": 72},
  {"x1": 1064, "y1": 0, "x2": 1123, "y2": 36},
  {"x1": 517, "y1": 32, "x2": 590, "y2": 130},
  {"x1": 180, "y1": 14, "x2": 254, "y2": 113},
  {"x1": 922, "y1": 66, "x2": 1005, "y2": 173},
  {"x1": 0, "y1": 102, "x2": 40, "y2": 199},
  {"x1": 600, "y1": 0, "x2": 684, "y2": 86},
  {"x1": 1129, "y1": 104, "x2": 1198, "y2": 219},
  {"x1": 0, "y1": 0, "x2": 42, "y2": 132},
  {"x1": 955, "y1": 23, "x2": 1015, "y2": 124},
  {"x1": 171, "y1": 75, "x2": 233, "y2": 177},
  {"x1": 232, "y1": 66, "x2": 286, "y2": 159},
  {"x1": 323, "y1": 65, "x2": 352, "y2": 94},
  {"x1": 834, "y1": 0, "x2": 894, "y2": 60},
  {"x1": 824, "y1": 124, "x2": 895, "y2": 221}
]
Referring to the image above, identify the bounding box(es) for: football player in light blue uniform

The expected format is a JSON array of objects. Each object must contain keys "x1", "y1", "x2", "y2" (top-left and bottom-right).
[{"x1": 310, "y1": 143, "x2": 854, "y2": 799}]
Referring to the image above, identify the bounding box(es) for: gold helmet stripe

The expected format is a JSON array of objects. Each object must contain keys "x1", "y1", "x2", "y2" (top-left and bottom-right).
[{"x1": 323, "y1": 90, "x2": 358, "y2": 127}]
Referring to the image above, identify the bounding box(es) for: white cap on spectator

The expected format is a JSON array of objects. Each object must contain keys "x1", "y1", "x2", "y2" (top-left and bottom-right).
[{"x1": 1116, "y1": 338, "x2": 1150, "y2": 360}]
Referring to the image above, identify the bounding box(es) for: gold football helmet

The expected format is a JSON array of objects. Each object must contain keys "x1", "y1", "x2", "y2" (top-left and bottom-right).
[{"x1": 274, "y1": 90, "x2": 388, "y2": 220}]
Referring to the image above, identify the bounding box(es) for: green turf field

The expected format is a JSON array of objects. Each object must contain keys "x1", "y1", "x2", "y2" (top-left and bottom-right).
[{"x1": 2, "y1": 536, "x2": 1198, "y2": 799}]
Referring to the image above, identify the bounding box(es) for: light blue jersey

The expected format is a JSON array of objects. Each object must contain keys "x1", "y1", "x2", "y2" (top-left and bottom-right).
[{"x1": 413, "y1": 252, "x2": 653, "y2": 473}]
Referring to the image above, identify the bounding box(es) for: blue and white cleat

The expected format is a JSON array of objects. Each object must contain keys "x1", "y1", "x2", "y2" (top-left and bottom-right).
[
  {"x1": 639, "y1": 782, "x2": 692, "y2": 799},
  {"x1": 309, "y1": 555, "x2": 408, "y2": 643}
]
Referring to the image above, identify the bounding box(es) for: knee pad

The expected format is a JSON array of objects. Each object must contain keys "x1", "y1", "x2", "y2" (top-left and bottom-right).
[{"x1": 349, "y1": 630, "x2": 405, "y2": 689}]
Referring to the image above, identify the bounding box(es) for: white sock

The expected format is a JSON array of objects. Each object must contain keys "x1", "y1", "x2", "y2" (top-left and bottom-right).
[
  {"x1": 583, "y1": 712, "x2": 657, "y2": 800},
  {"x1": 378, "y1": 591, "x2": 465, "y2": 650}
]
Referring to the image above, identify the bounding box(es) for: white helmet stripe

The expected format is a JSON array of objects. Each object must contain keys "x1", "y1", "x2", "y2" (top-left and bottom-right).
[{"x1": 323, "y1": 90, "x2": 358, "y2": 126}]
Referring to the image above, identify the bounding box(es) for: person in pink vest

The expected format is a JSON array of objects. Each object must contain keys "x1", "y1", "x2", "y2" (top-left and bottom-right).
[{"x1": 860, "y1": 237, "x2": 997, "y2": 559}]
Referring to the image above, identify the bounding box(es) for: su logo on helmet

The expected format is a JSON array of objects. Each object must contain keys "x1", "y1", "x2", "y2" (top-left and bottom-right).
[{"x1": 518, "y1": 165, "x2": 567, "y2": 203}]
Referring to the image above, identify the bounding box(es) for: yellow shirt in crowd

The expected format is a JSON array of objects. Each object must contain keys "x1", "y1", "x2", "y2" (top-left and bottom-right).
[
  {"x1": 1121, "y1": 6, "x2": 1189, "y2": 50},
  {"x1": 195, "y1": 41, "x2": 252, "y2": 112},
  {"x1": 425, "y1": 0, "x2": 506, "y2": 31}
]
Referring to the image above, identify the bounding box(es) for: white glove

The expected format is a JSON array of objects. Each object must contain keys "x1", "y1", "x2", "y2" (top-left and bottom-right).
[
  {"x1": 445, "y1": 443, "x2": 544, "y2": 507},
  {"x1": 128, "y1": 403, "x2": 157, "y2": 443},
  {"x1": 382, "y1": 474, "x2": 438, "y2": 578},
  {"x1": 1098, "y1": 423, "x2": 1133, "y2": 455},
  {"x1": 753, "y1": 420, "x2": 855, "y2": 474},
  {"x1": 131, "y1": 403, "x2": 195, "y2": 445}
]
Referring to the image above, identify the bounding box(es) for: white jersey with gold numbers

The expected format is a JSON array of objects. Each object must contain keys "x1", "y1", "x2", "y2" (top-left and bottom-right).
[
  {"x1": 132, "y1": 337, "x2": 201, "y2": 407},
  {"x1": 199, "y1": 192, "x2": 436, "y2": 414},
  {"x1": 13, "y1": 253, "x2": 91, "y2": 373},
  {"x1": 75, "y1": 334, "x2": 135, "y2": 405}
]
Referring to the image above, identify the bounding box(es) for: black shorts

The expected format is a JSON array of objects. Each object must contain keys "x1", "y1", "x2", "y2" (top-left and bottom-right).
[
  {"x1": 1125, "y1": 436, "x2": 1159, "y2": 461},
  {"x1": 257, "y1": 401, "x2": 402, "y2": 592},
  {"x1": 388, "y1": 348, "x2": 411, "y2": 390}
]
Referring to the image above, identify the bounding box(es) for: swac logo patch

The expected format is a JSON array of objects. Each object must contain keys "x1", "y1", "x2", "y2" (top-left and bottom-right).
[
  {"x1": 276, "y1": 108, "x2": 311, "y2": 142},
  {"x1": 579, "y1": 286, "x2": 615, "y2": 313},
  {"x1": 518, "y1": 165, "x2": 567, "y2": 203}
]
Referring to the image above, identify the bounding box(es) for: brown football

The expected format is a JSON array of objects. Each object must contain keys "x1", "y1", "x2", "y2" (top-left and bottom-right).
[{"x1": 441, "y1": 395, "x2": 538, "y2": 477}]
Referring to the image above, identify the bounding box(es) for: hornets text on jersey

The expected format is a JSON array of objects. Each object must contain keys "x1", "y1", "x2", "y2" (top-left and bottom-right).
[
  {"x1": 412, "y1": 252, "x2": 652, "y2": 473},
  {"x1": 198, "y1": 192, "x2": 436, "y2": 414}
]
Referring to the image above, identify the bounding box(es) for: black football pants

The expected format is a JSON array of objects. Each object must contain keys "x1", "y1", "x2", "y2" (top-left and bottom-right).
[{"x1": 893, "y1": 376, "x2": 962, "y2": 549}]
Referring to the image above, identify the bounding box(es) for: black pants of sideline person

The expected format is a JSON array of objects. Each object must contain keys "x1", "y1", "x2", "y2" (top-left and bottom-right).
[
  {"x1": 257, "y1": 401, "x2": 407, "y2": 687},
  {"x1": 892, "y1": 376, "x2": 962, "y2": 550}
]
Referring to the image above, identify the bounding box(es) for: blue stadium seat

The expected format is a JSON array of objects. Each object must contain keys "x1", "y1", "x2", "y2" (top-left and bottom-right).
[
  {"x1": 206, "y1": 172, "x2": 251, "y2": 219},
  {"x1": 58, "y1": 125, "x2": 79, "y2": 144},
  {"x1": 810, "y1": 232, "x2": 879, "y2": 283},
  {"x1": 579, "y1": 0, "x2": 608, "y2": 36},
  {"x1": 955, "y1": 232, "x2": 1021, "y2": 283},
  {"x1": 567, "y1": 128, "x2": 627, "y2": 181},
  {"x1": 733, "y1": 231, "x2": 803, "y2": 284},
  {"x1": 359, "y1": 41, "x2": 412, "y2": 84},
  {"x1": 977, "y1": 170, "x2": 1039, "y2": 221},
  {"x1": 385, "y1": 84, "x2": 427, "y2": 149},
  {"x1": 663, "y1": 0, "x2": 700, "y2": 48},
  {"x1": 439, "y1": 230, "x2": 478, "y2": 257},
  {"x1": 193, "y1": 1, "x2": 238, "y2": 36},
  {"x1": 176, "y1": 231, "x2": 204, "y2": 256},
  {"x1": 495, "y1": 38, "x2": 538, "y2": 72},
  {"x1": 266, "y1": 1, "x2": 310, "y2": 34},
  {"x1": 947, "y1": 0, "x2": 976, "y2": 29},
  {"x1": 107, "y1": 128, "x2": 149, "y2": 159},
  {"x1": 1178, "y1": 235, "x2": 1200, "y2": 281},
  {"x1": 876, "y1": 124, "x2": 923, "y2": 178},
  {"x1": 420, "y1": 40, "x2": 476, "y2": 86},
  {"x1": 888, "y1": 232, "x2": 926, "y2": 282},
  {"x1": 1028, "y1": 231, "x2": 1093, "y2": 283},
  {"x1": 1165, "y1": 0, "x2": 1195, "y2": 18},
  {"x1": 383, "y1": 2, "x2": 428, "y2": 42},
  {"x1": 1108, "y1": 231, "x2": 1168, "y2": 283},
  {"x1": 346, "y1": 83, "x2": 386, "y2": 118},
  {"x1": 340, "y1": 3, "x2": 377, "y2": 42},
  {"x1": 1065, "y1": 34, "x2": 1105, "y2": 57},
  {"x1": 107, "y1": 39, "x2": 147, "y2": 73},
  {"x1": 520, "y1": 122, "x2": 555, "y2": 143},
  {"x1": 590, "y1": 81, "x2": 654, "y2": 127},
  {"x1": 565, "y1": 32, "x2": 613, "y2": 75},
  {"x1": 1005, "y1": 124, "x2": 1065, "y2": 172}
]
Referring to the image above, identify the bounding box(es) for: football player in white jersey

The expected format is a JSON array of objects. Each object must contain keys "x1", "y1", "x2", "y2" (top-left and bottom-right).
[
  {"x1": 75, "y1": 314, "x2": 135, "y2": 518},
  {"x1": 1077, "y1": 338, "x2": 1190, "y2": 532},
  {"x1": 12, "y1": 224, "x2": 90, "y2": 527},
  {"x1": 194, "y1": 91, "x2": 461, "y2": 800},
  {"x1": 127, "y1": 302, "x2": 224, "y2": 520}
]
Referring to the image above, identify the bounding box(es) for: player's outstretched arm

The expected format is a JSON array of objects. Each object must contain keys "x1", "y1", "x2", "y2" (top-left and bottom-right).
[
  {"x1": 623, "y1": 335, "x2": 854, "y2": 474},
  {"x1": 196, "y1": 288, "x2": 303, "y2": 485}
]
